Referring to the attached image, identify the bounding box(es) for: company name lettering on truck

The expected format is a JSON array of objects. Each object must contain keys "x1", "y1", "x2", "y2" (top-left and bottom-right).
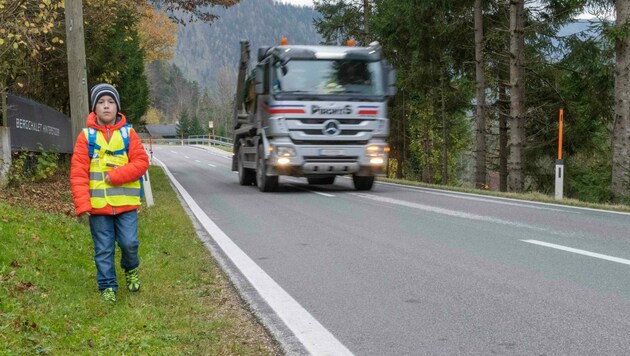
[{"x1": 311, "y1": 105, "x2": 353, "y2": 115}]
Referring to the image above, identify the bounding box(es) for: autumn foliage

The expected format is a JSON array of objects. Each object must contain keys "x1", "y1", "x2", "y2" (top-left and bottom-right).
[{"x1": 0, "y1": 0, "x2": 225, "y2": 115}]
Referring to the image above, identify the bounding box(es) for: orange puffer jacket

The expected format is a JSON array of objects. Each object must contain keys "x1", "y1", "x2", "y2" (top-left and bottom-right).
[{"x1": 70, "y1": 112, "x2": 149, "y2": 216}]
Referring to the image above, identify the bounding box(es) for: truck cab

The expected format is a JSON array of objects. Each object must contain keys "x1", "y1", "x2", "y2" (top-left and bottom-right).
[{"x1": 232, "y1": 40, "x2": 396, "y2": 192}]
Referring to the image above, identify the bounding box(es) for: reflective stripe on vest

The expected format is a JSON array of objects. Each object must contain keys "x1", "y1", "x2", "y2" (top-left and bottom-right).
[{"x1": 83, "y1": 128, "x2": 141, "y2": 208}]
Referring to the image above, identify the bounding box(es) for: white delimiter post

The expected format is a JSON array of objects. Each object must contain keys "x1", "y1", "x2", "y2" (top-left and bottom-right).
[
  {"x1": 555, "y1": 159, "x2": 564, "y2": 200},
  {"x1": 142, "y1": 169, "x2": 154, "y2": 207}
]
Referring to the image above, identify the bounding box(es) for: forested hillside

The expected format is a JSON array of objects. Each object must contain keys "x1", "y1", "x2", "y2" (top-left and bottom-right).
[
  {"x1": 143, "y1": 1, "x2": 321, "y2": 135},
  {"x1": 173, "y1": 0, "x2": 322, "y2": 89}
]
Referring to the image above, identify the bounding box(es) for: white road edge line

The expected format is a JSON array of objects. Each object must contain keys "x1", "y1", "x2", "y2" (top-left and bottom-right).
[
  {"x1": 522, "y1": 239, "x2": 630, "y2": 266},
  {"x1": 153, "y1": 158, "x2": 353, "y2": 356}
]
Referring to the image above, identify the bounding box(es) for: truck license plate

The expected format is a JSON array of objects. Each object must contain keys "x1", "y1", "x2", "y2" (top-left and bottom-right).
[{"x1": 320, "y1": 149, "x2": 344, "y2": 156}]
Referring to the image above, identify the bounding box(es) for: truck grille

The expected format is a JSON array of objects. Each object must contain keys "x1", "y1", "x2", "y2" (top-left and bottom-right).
[
  {"x1": 303, "y1": 156, "x2": 359, "y2": 162},
  {"x1": 285, "y1": 117, "x2": 380, "y2": 142},
  {"x1": 292, "y1": 140, "x2": 368, "y2": 145}
]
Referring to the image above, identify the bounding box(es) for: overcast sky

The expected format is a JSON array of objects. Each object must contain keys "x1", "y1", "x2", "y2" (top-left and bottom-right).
[
  {"x1": 275, "y1": 1, "x2": 612, "y2": 20},
  {"x1": 277, "y1": 0, "x2": 315, "y2": 7}
]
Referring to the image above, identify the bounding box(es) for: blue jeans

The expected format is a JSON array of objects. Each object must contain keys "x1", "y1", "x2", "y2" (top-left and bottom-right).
[{"x1": 89, "y1": 210, "x2": 140, "y2": 291}]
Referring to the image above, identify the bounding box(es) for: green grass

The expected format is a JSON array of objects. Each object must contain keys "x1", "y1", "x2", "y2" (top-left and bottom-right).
[{"x1": 0, "y1": 166, "x2": 279, "y2": 355}]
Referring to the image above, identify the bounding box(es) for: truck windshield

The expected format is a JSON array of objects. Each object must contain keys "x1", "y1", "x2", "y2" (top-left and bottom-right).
[{"x1": 274, "y1": 59, "x2": 384, "y2": 96}]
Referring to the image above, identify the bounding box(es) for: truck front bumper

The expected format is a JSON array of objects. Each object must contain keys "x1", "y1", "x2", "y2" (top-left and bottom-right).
[{"x1": 267, "y1": 143, "x2": 388, "y2": 177}]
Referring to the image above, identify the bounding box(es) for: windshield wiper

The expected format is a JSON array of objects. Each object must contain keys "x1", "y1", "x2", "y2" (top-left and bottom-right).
[{"x1": 279, "y1": 90, "x2": 312, "y2": 94}]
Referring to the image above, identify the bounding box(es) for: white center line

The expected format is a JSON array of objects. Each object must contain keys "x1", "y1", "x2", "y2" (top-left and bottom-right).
[
  {"x1": 522, "y1": 239, "x2": 630, "y2": 266},
  {"x1": 170, "y1": 151, "x2": 177, "y2": 154},
  {"x1": 195, "y1": 159, "x2": 201, "y2": 163},
  {"x1": 208, "y1": 163, "x2": 217, "y2": 167},
  {"x1": 352, "y1": 193, "x2": 575, "y2": 236},
  {"x1": 184, "y1": 155, "x2": 190, "y2": 159},
  {"x1": 286, "y1": 184, "x2": 335, "y2": 197}
]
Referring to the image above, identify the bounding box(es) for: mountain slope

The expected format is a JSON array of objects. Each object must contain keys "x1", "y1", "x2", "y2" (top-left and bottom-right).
[{"x1": 172, "y1": 0, "x2": 322, "y2": 89}]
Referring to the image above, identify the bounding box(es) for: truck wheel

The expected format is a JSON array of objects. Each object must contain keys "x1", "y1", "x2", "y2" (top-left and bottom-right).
[
  {"x1": 353, "y1": 175, "x2": 374, "y2": 191},
  {"x1": 238, "y1": 150, "x2": 255, "y2": 186},
  {"x1": 256, "y1": 145, "x2": 278, "y2": 192},
  {"x1": 307, "y1": 176, "x2": 335, "y2": 185}
]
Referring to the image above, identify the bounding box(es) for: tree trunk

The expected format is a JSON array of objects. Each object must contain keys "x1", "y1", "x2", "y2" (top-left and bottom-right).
[
  {"x1": 423, "y1": 132, "x2": 433, "y2": 183},
  {"x1": 474, "y1": 0, "x2": 487, "y2": 189},
  {"x1": 612, "y1": 0, "x2": 630, "y2": 202},
  {"x1": 363, "y1": 0, "x2": 370, "y2": 44},
  {"x1": 441, "y1": 70, "x2": 448, "y2": 184},
  {"x1": 499, "y1": 83, "x2": 509, "y2": 192},
  {"x1": 508, "y1": 0, "x2": 526, "y2": 192}
]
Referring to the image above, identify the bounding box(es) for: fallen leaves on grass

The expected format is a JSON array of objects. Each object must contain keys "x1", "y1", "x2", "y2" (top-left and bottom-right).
[
  {"x1": 0, "y1": 270, "x2": 16, "y2": 281},
  {"x1": 0, "y1": 169, "x2": 74, "y2": 216},
  {"x1": 16, "y1": 281, "x2": 36, "y2": 292}
]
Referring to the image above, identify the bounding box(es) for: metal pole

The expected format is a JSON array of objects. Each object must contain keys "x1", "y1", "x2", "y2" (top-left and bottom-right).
[{"x1": 65, "y1": 0, "x2": 90, "y2": 145}]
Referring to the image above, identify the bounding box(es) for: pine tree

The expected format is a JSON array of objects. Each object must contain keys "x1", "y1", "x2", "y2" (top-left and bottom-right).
[{"x1": 176, "y1": 110, "x2": 192, "y2": 138}]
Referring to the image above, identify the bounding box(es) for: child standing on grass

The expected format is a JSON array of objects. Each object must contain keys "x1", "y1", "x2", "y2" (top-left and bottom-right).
[{"x1": 70, "y1": 83, "x2": 149, "y2": 303}]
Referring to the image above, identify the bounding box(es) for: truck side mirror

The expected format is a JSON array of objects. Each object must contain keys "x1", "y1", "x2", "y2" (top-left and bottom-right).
[
  {"x1": 255, "y1": 64, "x2": 266, "y2": 95},
  {"x1": 387, "y1": 67, "x2": 397, "y2": 96}
]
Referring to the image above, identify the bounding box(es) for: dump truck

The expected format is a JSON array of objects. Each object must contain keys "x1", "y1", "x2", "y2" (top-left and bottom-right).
[{"x1": 231, "y1": 39, "x2": 396, "y2": 192}]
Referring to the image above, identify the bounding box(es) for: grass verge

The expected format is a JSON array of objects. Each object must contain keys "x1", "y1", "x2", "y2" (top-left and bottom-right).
[
  {"x1": 0, "y1": 166, "x2": 281, "y2": 355},
  {"x1": 378, "y1": 177, "x2": 630, "y2": 213}
]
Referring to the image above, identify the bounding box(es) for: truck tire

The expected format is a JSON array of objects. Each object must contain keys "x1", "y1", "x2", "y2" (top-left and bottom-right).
[
  {"x1": 307, "y1": 176, "x2": 335, "y2": 185},
  {"x1": 352, "y1": 175, "x2": 374, "y2": 191},
  {"x1": 237, "y1": 150, "x2": 255, "y2": 186},
  {"x1": 256, "y1": 145, "x2": 278, "y2": 192}
]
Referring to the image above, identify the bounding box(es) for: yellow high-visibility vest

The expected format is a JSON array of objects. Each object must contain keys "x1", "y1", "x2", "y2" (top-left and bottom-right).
[{"x1": 84, "y1": 127, "x2": 141, "y2": 208}]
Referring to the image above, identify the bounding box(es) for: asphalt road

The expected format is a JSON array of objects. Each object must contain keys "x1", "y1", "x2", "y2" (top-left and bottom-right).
[{"x1": 153, "y1": 144, "x2": 630, "y2": 355}]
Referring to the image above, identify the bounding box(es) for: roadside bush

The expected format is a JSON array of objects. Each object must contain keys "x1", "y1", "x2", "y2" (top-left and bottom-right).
[
  {"x1": 8, "y1": 147, "x2": 60, "y2": 185},
  {"x1": 566, "y1": 150, "x2": 614, "y2": 203}
]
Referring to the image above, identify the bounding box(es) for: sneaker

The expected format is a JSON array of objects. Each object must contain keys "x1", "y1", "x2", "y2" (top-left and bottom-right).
[
  {"x1": 125, "y1": 268, "x2": 141, "y2": 292},
  {"x1": 101, "y1": 287, "x2": 116, "y2": 302}
]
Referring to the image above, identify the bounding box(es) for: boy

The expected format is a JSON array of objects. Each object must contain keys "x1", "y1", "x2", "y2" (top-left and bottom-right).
[{"x1": 70, "y1": 83, "x2": 149, "y2": 302}]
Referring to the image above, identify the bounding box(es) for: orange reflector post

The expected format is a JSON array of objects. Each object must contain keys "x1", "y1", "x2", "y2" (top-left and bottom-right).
[
  {"x1": 280, "y1": 37, "x2": 288, "y2": 45},
  {"x1": 558, "y1": 108, "x2": 564, "y2": 160}
]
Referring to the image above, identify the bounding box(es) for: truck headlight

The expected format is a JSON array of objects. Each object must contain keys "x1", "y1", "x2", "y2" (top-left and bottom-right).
[
  {"x1": 275, "y1": 146, "x2": 296, "y2": 157},
  {"x1": 370, "y1": 157, "x2": 384, "y2": 165},
  {"x1": 365, "y1": 145, "x2": 388, "y2": 157},
  {"x1": 277, "y1": 157, "x2": 291, "y2": 165}
]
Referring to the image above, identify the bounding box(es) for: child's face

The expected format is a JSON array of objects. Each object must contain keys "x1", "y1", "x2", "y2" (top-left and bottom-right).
[{"x1": 95, "y1": 95, "x2": 117, "y2": 125}]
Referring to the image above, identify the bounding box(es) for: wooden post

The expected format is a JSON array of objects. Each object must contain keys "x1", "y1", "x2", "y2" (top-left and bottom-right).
[
  {"x1": 65, "y1": 0, "x2": 90, "y2": 145},
  {"x1": 0, "y1": 92, "x2": 11, "y2": 185}
]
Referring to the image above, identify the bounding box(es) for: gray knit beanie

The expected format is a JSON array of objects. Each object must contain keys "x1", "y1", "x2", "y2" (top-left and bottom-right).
[{"x1": 90, "y1": 83, "x2": 121, "y2": 112}]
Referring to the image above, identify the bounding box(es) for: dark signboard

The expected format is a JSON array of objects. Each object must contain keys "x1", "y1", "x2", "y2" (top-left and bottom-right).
[{"x1": 7, "y1": 94, "x2": 73, "y2": 153}]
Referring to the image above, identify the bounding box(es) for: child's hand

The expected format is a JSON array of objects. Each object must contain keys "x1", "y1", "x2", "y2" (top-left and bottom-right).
[
  {"x1": 78, "y1": 212, "x2": 90, "y2": 225},
  {"x1": 104, "y1": 173, "x2": 112, "y2": 184}
]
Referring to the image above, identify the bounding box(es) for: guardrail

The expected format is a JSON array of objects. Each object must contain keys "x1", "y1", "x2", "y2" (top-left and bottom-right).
[{"x1": 147, "y1": 135, "x2": 233, "y2": 149}]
